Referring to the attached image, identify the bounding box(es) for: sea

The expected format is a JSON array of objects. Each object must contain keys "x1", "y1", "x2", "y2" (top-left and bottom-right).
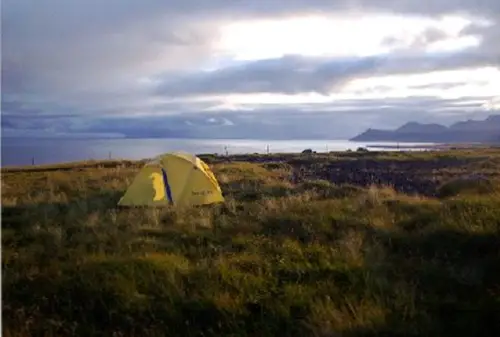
[{"x1": 1, "y1": 138, "x2": 436, "y2": 167}]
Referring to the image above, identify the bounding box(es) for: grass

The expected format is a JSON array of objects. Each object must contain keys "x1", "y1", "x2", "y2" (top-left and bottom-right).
[{"x1": 2, "y1": 148, "x2": 500, "y2": 336}]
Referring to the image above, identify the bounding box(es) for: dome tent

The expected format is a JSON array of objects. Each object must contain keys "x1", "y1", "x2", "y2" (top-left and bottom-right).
[{"x1": 118, "y1": 152, "x2": 224, "y2": 207}]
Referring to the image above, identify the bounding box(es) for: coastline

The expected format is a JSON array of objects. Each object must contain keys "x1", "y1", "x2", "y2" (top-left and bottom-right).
[{"x1": 367, "y1": 143, "x2": 498, "y2": 150}]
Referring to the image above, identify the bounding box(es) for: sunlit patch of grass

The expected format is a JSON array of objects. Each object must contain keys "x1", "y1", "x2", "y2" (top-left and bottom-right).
[
  {"x1": 214, "y1": 162, "x2": 276, "y2": 181},
  {"x1": 437, "y1": 176, "x2": 498, "y2": 198}
]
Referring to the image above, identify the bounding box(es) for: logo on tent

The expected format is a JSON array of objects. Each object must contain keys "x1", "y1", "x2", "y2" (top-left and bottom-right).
[
  {"x1": 149, "y1": 172, "x2": 166, "y2": 201},
  {"x1": 192, "y1": 190, "x2": 214, "y2": 196}
]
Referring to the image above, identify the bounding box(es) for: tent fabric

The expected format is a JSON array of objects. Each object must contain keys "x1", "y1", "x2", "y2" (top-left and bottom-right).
[{"x1": 118, "y1": 152, "x2": 224, "y2": 207}]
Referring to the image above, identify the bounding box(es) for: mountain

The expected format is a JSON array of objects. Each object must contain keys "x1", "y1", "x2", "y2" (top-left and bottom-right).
[{"x1": 350, "y1": 114, "x2": 500, "y2": 143}]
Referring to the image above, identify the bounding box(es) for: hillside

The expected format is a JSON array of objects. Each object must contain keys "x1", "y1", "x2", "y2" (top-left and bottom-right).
[
  {"x1": 350, "y1": 114, "x2": 500, "y2": 143},
  {"x1": 3, "y1": 149, "x2": 500, "y2": 336}
]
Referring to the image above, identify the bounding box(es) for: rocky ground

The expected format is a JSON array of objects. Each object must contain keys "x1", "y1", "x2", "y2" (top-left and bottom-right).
[{"x1": 209, "y1": 150, "x2": 500, "y2": 197}]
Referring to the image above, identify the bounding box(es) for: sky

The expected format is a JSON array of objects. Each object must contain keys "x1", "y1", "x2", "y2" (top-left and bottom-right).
[{"x1": 2, "y1": 0, "x2": 500, "y2": 139}]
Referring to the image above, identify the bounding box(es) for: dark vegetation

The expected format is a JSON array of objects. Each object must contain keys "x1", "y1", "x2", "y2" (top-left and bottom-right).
[{"x1": 2, "y1": 148, "x2": 500, "y2": 336}]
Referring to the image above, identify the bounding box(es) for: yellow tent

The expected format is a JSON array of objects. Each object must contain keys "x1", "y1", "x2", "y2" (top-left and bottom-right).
[{"x1": 118, "y1": 152, "x2": 224, "y2": 207}]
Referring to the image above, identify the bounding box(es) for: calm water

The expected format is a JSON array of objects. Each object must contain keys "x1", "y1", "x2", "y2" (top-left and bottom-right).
[{"x1": 1, "y1": 138, "x2": 436, "y2": 167}]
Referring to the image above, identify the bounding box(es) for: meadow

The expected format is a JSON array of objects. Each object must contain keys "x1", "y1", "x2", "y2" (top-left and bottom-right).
[{"x1": 2, "y1": 149, "x2": 500, "y2": 337}]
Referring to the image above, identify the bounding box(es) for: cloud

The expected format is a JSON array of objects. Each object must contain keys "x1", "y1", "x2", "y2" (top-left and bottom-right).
[
  {"x1": 2, "y1": 0, "x2": 500, "y2": 141},
  {"x1": 152, "y1": 50, "x2": 499, "y2": 97},
  {"x1": 3, "y1": 94, "x2": 495, "y2": 140},
  {"x1": 2, "y1": 0, "x2": 220, "y2": 97},
  {"x1": 3, "y1": 0, "x2": 498, "y2": 96},
  {"x1": 154, "y1": 56, "x2": 383, "y2": 96}
]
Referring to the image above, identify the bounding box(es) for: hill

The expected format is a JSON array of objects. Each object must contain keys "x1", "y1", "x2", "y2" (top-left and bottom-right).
[
  {"x1": 3, "y1": 149, "x2": 500, "y2": 336},
  {"x1": 350, "y1": 114, "x2": 500, "y2": 143}
]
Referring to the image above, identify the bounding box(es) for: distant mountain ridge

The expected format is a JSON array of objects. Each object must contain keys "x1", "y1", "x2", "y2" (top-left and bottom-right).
[{"x1": 350, "y1": 115, "x2": 500, "y2": 143}]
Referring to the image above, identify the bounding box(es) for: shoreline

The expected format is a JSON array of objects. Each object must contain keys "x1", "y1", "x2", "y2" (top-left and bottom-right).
[
  {"x1": 3, "y1": 145, "x2": 498, "y2": 172},
  {"x1": 3, "y1": 140, "x2": 499, "y2": 171},
  {"x1": 367, "y1": 143, "x2": 498, "y2": 150}
]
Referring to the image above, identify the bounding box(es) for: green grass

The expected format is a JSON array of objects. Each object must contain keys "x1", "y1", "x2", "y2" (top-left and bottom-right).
[{"x1": 2, "y1": 149, "x2": 500, "y2": 337}]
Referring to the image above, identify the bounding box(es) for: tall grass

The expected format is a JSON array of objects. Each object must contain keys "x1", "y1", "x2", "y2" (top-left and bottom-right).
[{"x1": 2, "y1": 150, "x2": 500, "y2": 336}]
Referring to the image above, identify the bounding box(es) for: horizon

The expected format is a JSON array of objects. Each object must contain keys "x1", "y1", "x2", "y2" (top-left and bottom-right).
[
  {"x1": 2, "y1": 0, "x2": 500, "y2": 141},
  {"x1": 2, "y1": 112, "x2": 498, "y2": 141}
]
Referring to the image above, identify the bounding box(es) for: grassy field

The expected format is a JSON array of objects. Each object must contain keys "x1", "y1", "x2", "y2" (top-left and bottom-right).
[{"x1": 2, "y1": 149, "x2": 500, "y2": 336}]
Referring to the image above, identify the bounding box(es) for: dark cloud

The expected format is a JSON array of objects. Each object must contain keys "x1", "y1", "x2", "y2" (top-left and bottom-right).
[
  {"x1": 383, "y1": 27, "x2": 448, "y2": 48},
  {"x1": 154, "y1": 56, "x2": 382, "y2": 96},
  {"x1": 462, "y1": 17, "x2": 500, "y2": 59},
  {"x1": 153, "y1": 50, "x2": 498, "y2": 97},
  {"x1": 2, "y1": 0, "x2": 217, "y2": 96},
  {"x1": 3, "y1": 95, "x2": 494, "y2": 140}
]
